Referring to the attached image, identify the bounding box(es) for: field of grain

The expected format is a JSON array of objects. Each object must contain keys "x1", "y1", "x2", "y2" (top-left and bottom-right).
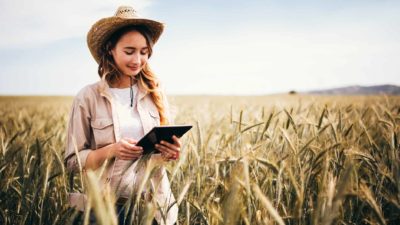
[{"x1": 0, "y1": 95, "x2": 399, "y2": 225}]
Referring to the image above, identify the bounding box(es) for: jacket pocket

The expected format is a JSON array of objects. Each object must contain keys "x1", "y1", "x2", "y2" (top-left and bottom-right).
[
  {"x1": 91, "y1": 118, "x2": 114, "y2": 148},
  {"x1": 149, "y1": 110, "x2": 160, "y2": 126}
]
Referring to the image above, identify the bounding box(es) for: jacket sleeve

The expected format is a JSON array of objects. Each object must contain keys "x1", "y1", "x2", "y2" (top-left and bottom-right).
[{"x1": 64, "y1": 97, "x2": 92, "y2": 173}]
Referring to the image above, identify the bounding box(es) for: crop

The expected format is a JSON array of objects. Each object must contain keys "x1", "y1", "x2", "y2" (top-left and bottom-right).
[{"x1": 0, "y1": 95, "x2": 399, "y2": 225}]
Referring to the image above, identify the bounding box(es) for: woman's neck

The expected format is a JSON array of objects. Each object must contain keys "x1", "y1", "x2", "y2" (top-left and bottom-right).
[{"x1": 110, "y1": 74, "x2": 137, "y2": 88}]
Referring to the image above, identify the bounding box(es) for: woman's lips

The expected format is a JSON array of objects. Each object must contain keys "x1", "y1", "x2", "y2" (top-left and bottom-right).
[{"x1": 128, "y1": 65, "x2": 139, "y2": 70}]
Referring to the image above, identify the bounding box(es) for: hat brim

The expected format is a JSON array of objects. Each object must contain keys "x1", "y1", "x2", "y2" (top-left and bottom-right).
[{"x1": 87, "y1": 17, "x2": 164, "y2": 64}]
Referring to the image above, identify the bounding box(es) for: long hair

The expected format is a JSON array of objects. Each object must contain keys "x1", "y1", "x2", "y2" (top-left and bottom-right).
[{"x1": 98, "y1": 25, "x2": 168, "y2": 125}]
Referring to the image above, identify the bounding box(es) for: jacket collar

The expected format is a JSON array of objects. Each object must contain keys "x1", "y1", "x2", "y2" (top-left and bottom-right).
[{"x1": 97, "y1": 79, "x2": 147, "y2": 101}]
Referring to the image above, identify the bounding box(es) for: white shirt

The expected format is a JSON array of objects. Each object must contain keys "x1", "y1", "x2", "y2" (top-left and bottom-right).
[
  {"x1": 109, "y1": 84, "x2": 146, "y2": 197},
  {"x1": 109, "y1": 84, "x2": 144, "y2": 140}
]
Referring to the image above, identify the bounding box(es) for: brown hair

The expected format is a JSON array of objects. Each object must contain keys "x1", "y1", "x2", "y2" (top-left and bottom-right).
[{"x1": 98, "y1": 25, "x2": 168, "y2": 125}]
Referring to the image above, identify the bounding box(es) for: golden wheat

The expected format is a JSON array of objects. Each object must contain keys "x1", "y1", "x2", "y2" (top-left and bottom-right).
[{"x1": 0, "y1": 95, "x2": 399, "y2": 225}]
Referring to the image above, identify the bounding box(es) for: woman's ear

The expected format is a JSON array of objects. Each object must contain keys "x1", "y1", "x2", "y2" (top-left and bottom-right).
[{"x1": 108, "y1": 45, "x2": 115, "y2": 56}]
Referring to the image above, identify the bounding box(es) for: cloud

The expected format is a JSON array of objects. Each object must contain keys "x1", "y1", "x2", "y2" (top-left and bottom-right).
[{"x1": 0, "y1": 0, "x2": 154, "y2": 49}]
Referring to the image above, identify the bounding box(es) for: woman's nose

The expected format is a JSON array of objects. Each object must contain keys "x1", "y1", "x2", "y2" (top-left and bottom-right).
[{"x1": 131, "y1": 53, "x2": 141, "y2": 64}]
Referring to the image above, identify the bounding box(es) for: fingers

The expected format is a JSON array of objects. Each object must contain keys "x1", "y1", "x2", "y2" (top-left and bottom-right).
[
  {"x1": 124, "y1": 137, "x2": 138, "y2": 145},
  {"x1": 120, "y1": 150, "x2": 142, "y2": 160},
  {"x1": 160, "y1": 152, "x2": 174, "y2": 161},
  {"x1": 155, "y1": 137, "x2": 181, "y2": 161},
  {"x1": 116, "y1": 139, "x2": 143, "y2": 160},
  {"x1": 156, "y1": 141, "x2": 179, "y2": 154},
  {"x1": 120, "y1": 148, "x2": 142, "y2": 156},
  {"x1": 159, "y1": 136, "x2": 181, "y2": 150},
  {"x1": 121, "y1": 139, "x2": 142, "y2": 152},
  {"x1": 116, "y1": 137, "x2": 181, "y2": 161},
  {"x1": 172, "y1": 135, "x2": 181, "y2": 147}
]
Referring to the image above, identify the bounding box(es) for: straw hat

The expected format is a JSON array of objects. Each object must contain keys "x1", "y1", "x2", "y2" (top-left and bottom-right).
[{"x1": 87, "y1": 6, "x2": 164, "y2": 63}]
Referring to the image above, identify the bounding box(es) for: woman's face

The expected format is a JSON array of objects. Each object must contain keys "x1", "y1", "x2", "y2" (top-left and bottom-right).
[{"x1": 111, "y1": 30, "x2": 149, "y2": 76}]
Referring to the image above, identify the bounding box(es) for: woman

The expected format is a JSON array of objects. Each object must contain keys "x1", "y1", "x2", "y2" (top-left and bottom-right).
[{"x1": 64, "y1": 6, "x2": 179, "y2": 225}]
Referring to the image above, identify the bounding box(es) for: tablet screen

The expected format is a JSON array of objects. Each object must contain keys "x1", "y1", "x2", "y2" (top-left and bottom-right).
[{"x1": 136, "y1": 125, "x2": 192, "y2": 154}]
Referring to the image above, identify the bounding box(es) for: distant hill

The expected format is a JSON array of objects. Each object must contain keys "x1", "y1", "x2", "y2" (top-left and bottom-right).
[{"x1": 305, "y1": 85, "x2": 400, "y2": 95}]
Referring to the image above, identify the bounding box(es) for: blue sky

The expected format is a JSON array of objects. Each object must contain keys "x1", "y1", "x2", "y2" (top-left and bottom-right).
[{"x1": 0, "y1": 0, "x2": 399, "y2": 95}]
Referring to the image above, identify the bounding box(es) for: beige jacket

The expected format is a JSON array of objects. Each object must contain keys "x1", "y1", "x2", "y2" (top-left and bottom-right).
[{"x1": 64, "y1": 80, "x2": 178, "y2": 225}]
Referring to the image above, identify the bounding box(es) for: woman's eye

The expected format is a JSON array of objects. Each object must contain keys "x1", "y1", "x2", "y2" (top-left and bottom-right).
[
  {"x1": 141, "y1": 51, "x2": 149, "y2": 55},
  {"x1": 124, "y1": 51, "x2": 134, "y2": 55}
]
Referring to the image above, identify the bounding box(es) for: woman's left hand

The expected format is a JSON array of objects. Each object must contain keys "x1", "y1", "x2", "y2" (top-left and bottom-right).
[{"x1": 155, "y1": 135, "x2": 181, "y2": 161}]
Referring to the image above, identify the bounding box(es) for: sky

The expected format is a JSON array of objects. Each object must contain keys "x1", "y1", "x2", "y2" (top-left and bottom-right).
[{"x1": 0, "y1": 0, "x2": 399, "y2": 95}]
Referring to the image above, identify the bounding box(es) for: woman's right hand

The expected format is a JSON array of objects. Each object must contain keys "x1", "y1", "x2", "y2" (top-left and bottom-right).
[{"x1": 111, "y1": 138, "x2": 143, "y2": 160}]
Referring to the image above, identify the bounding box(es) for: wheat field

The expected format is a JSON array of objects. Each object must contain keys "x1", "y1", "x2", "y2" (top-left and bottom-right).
[{"x1": 0, "y1": 95, "x2": 399, "y2": 225}]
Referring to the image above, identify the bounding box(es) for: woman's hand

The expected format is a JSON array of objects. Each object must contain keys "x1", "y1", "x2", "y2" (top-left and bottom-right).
[
  {"x1": 111, "y1": 138, "x2": 143, "y2": 160},
  {"x1": 155, "y1": 135, "x2": 181, "y2": 161}
]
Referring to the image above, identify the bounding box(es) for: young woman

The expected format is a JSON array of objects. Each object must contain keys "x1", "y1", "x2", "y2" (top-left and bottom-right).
[{"x1": 64, "y1": 6, "x2": 179, "y2": 225}]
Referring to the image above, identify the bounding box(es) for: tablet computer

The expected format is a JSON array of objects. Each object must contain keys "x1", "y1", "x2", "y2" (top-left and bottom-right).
[{"x1": 137, "y1": 125, "x2": 192, "y2": 154}]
